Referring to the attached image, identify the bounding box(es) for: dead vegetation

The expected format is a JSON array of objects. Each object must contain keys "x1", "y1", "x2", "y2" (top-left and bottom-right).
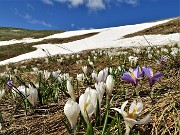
[
  {"x1": 124, "y1": 17, "x2": 180, "y2": 38},
  {"x1": 0, "y1": 44, "x2": 179, "y2": 135}
]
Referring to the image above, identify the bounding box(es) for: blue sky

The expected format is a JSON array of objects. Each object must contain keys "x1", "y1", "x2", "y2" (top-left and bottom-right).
[{"x1": 0, "y1": 0, "x2": 179, "y2": 30}]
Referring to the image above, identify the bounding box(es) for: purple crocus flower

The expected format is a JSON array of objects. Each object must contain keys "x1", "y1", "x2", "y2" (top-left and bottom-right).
[
  {"x1": 7, "y1": 80, "x2": 13, "y2": 89},
  {"x1": 142, "y1": 66, "x2": 163, "y2": 88},
  {"x1": 120, "y1": 66, "x2": 142, "y2": 86}
]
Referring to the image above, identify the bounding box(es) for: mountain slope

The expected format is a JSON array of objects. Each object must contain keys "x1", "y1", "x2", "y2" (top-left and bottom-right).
[
  {"x1": 0, "y1": 17, "x2": 179, "y2": 65},
  {"x1": 0, "y1": 27, "x2": 65, "y2": 41}
]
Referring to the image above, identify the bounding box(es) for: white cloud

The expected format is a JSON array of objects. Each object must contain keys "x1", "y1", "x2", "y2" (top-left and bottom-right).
[
  {"x1": 55, "y1": 0, "x2": 84, "y2": 7},
  {"x1": 71, "y1": 23, "x2": 75, "y2": 27},
  {"x1": 41, "y1": 0, "x2": 139, "y2": 10},
  {"x1": 27, "y1": 3, "x2": 35, "y2": 10},
  {"x1": 42, "y1": 0, "x2": 54, "y2": 5},
  {"x1": 125, "y1": 0, "x2": 138, "y2": 6},
  {"x1": 70, "y1": 0, "x2": 84, "y2": 7},
  {"x1": 86, "y1": 0, "x2": 106, "y2": 10},
  {"x1": 15, "y1": 9, "x2": 53, "y2": 27}
]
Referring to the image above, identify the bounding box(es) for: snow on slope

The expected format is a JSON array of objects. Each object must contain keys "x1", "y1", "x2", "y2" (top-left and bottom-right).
[
  {"x1": 0, "y1": 19, "x2": 179, "y2": 65},
  {"x1": 0, "y1": 28, "x2": 107, "y2": 46},
  {"x1": 0, "y1": 19, "x2": 171, "y2": 46}
]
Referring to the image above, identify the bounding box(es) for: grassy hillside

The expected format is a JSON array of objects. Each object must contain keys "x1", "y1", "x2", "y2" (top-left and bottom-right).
[
  {"x1": 0, "y1": 27, "x2": 65, "y2": 41},
  {"x1": 0, "y1": 44, "x2": 179, "y2": 135},
  {"x1": 0, "y1": 32, "x2": 98, "y2": 61}
]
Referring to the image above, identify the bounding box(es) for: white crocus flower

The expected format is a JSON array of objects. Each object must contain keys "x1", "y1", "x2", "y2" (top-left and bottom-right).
[
  {"x1": 103, "y1": 67, "x2": 109, "y2": 81},
  {"x1": 95, "y1": 82, "x2": 106, "y2": 104},
  {"x1": 85, "y1": 87, "x2": 98, "y2": 110},
  {"x1": 43, "y1": 70, "x2": 51, "y2": 80},
  {"x1": 128, "y1": 56, "x2": 138, "y2": 66},
  {"x1": 161, "y1": 48, "x2": 168, "y2": 53},
  {"x1": 0, "y1": 123, "x2": 1, "y2": 130},
  {"x1": 109, "y1": 67, "x2": 113, "y2": 74},
  {"x1": 67, "y1": 80, "x2": 76, "y2": 101},
  {"x1": 52, "y1": 71, "x2": 59, "y2": 78},
  {"x1": 170, "y1": 47, "x2": 179, "y2": 57},
  {"x1": 94, "y1": 56, "x2": 97, "y2": 60},
  {"x1": 118, "y1": 66, "x2": 121, "y2": 71},
  {"x1": 148, "y1": 54, "x2": 153, "y2": 59},
  {"x1": 105, "y1": 75, "x2": 114, "y2": 97},
  {"x1": 27, "y1": 85, "x2": 38, "y2": 106},
  {"x1": 82, "y1": 66, "x2": 88, "y2": 75},
  {"x1": 64, "y1": 98, "x2": 80, "y2": 129},
  {"x1": 17, "y1": 85, "x2": 38, "y2": 106},
  {"x1": 97, "y1": 70, "x2": 105, "y2": 82},
  {"x1": 91, "y1": 71, "x2": 97, "y2": 80},
  {"x1": 0, "y1": 89, "x2": 5, "y2": 100},
  {"x1": 89, "y1": 61, "x2": 94, "y2": 67},
  {"x1": 77, "y1": 73, "x2": 84, "y2": 82},
  {"x1": 79, "y1": 92, "x2": 95, "y2": 124},
  {"x1": 76, "y1": 54, "x2": 80, "y2": 59},
  {"x1": 112, "y1": 100, "x2": 151, "y2": 135},
  {"x1": 32, "y1": 67, "x2": 39, "y2": 72}
]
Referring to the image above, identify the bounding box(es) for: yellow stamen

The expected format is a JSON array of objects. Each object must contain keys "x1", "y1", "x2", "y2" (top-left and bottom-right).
[
  {"x1": 131, "y1": 72, "x2": 136, "y2": 80},
  {"x1": 128, "y1": 107, "x2": 137, "y2": 119},
  {"x1": 84, "y1": 102, "x2": 89, "y2": 112}
]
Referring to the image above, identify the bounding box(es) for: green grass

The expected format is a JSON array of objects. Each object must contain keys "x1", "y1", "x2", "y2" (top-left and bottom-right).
[
  {"x1": 0, "y1": 27, "x2": 65, "y2": 41},
  {"x1": 0, "y1": 44, "x2": 36, "y2": 61}
]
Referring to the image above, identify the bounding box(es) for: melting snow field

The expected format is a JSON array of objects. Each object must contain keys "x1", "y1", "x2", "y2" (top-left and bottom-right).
[{"x1": 0, "y1": 19, "x2": 179, "y2": 65}]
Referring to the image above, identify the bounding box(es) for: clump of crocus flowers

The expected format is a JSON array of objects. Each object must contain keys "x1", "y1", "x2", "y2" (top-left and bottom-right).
[{"x1": 120, "y1": 66, "x2": 163, "y2": 95}]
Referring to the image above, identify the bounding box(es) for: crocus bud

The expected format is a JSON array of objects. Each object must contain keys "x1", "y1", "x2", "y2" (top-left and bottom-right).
[
  {"x1": 82, "y1": 66, "x2": 88, "y2": 75},
  {"x1": 7, "y1": 80, "x2": 13, "y2": 89},
  {"x1": 0, "y1": 89, "x2": 5, "y2": 100},
  {"x1": 27, "y1": 85, "x2": 38, "y2": 106},
  {"x1": 67, "y1": 80, "x2": 76, "y2": 101},
  {"x1": 77, "y1": 74, "x2": 84, "y2": 82},
  {"x1": 52, "y1": 71, "x2": 59, "y2": 78},
  {"x1": 64, "y1": 99, "x2": 80, "y2": 129},
  {"x1": 43, "y1": 70, "x2": 51, "y2": 80},
  {"x1": 95, "y1": 82, "x2": 105, "y2": 104},
  {"x1": 17, "y1": 85, "x2": 38, "y2": 106},
  {"x1": 97, "y1": 70, "x2": 105, "y2": 82},
  {"x1": 106, "y1": 75, "x2": 114, "y2": 97},
  {"x1": 91, "y1": 71, "x2": 97, "y2": 80}
]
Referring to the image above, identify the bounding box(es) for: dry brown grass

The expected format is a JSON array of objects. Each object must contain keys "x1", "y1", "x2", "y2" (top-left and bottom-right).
[
  {"x1": 124, "y1": 17, "x2": 180, "y2": 38},
  {"x1": 0, "y1": 45, "x2": 179, "y2": 135},
  {"x1": 0, "y1": 32, "x2": 98, "y2": 61}
]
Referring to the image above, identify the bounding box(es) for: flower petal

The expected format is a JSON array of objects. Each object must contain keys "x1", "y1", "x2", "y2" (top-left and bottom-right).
[
  {"x1": 129, "y1": 100, "x2": 136, "y2": 114},
  {"x1": 138, "y1": 114, "x2": 151, "y2": 124},
  {"x1": 153, "y1": 72, "x2": 163, "y2": 81},
  {"x1": 121, "y1": 100, "x2": 128, "y2": 117},
  {"x1": 120, "y1": 72, "x2": 134, "y2": 84},
  {"x1": 111, "y1": 108, "x2": 122, "y2": 114},
  {"x1": 133, "y1": 66, "x2": 139, "y2": 78},
  {"x1": 142, "y1": 66, "x2": 152, "y2": 78},
  {"x1": 124, "y1": 118, "x2": 137, "y2": 128},
  {"x1": 136, "y1": 99, "x2": 143, "y2": 114}
]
